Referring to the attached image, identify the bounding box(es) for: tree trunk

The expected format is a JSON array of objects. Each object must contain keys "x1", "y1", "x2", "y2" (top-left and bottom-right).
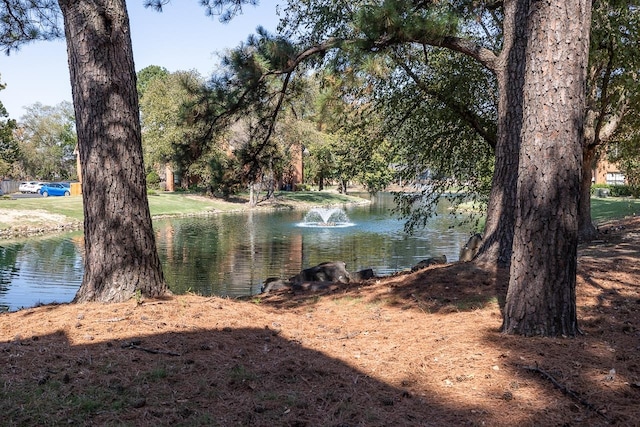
[
  {"x1": 503, "y1": 0, "x2": 591, "y2": 336},
  {"x1": 474, "y1": 0, "x2": 525, "y2": 268},
  {"x1": 249, "y1": 182, "x2": 259, "y2": 206},
  {"x1": 59, "y1": 0, "x2": 168, "y2": 303},
  {"x1": 476, "y1": 129, "x2": 518, "y2": 268},
  {"x1": 578, "y1": 145, "x2": 598, "y2": 241},
  {"x1": 339, "y1": 179, "x2": 348, "y2": 194}
]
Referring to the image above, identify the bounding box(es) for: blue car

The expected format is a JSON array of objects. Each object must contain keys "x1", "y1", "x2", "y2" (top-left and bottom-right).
[{"x1": 39, "y1": 183, "x2": 71, "y2": 197}]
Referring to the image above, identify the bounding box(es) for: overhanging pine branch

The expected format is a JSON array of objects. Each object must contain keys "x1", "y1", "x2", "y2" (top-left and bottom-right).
[
  {"x1": 395, "y1": 58, "x2": 497, "y2": 150},
  {"x1": 222, "y1": 32, "x2": 498, "y2": 180}
]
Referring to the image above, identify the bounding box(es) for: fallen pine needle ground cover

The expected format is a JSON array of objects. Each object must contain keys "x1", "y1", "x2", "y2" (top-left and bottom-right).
[{"x1": 1, "y1": 218, "x2": 639, "y2": 426}]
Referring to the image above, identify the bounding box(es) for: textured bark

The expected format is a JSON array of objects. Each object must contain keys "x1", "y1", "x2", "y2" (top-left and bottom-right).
[
  {"x1": 503, "y1": 0, "x2": 591, "y2": 336},
  {"x1": 58, "y1": 0, "x2": 168, "y2": 302},
  {"x1": 474, "y1": 0, "x2": 525, "y2": 268}
]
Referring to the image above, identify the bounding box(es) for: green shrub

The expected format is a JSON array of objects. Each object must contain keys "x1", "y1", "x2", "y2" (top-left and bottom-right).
[
  {"x1": 206, "y1": 153, "x2": 243, "y2": 197},
  {"x1": 609, "y1": 185, "x2": 632, "y2": 197},
  {"x1": 294, "y1": 183, "x2": 311, "y2": 191},
  {"x1": 591, "y1": 183, "x2": 634, "y2": 197},
  {"x1": 591, "y1": 183, "x2": 608, "y2": 193},
  {"x1": 146, "y1": 170, "x2": 161, "y2": 189}
]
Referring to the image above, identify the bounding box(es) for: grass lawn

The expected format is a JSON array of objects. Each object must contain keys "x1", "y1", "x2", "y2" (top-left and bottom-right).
[
  {"x1": 0, "y1": 194, "x2": 85, "y2": 221},
  {"x1": 145, "y1": 192, "x2": 245, "y2": 216},
  {"x1": 275, "y1": 191, "x2": 364, "y2": 205},
  {"x1": 590, "y1": 196, "x2": 640, "y2": 223}
]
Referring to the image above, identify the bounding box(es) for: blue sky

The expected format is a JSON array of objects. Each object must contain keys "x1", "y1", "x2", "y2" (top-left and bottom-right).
[{"x1": 0, "y1": 0, "x2": 281, "y2": 119}]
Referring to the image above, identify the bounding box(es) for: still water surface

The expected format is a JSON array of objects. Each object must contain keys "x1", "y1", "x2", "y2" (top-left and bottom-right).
[{"x1": 0, "y1": 193, "x2": 474, "y2": 312}]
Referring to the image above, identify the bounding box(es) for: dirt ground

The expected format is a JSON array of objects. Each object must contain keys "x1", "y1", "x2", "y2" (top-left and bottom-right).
[
  {"x1": 0, "y1": 208, "x2": 82, "y2": 239},
  {"x1": 1, "y1": 218, "x2": 639, "y2": 426}
]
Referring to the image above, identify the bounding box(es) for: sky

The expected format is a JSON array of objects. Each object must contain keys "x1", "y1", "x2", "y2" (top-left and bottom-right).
[{"x1": 0, "y1": 0, "x2": 282, "y2": 119}]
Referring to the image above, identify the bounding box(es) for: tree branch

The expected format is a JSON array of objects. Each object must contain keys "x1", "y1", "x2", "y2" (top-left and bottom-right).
[
  {"x1": 394, "y1": 57, "x2": 497, "y2": 149},
  {"x1": 370, "y1": 35, "x2": 499, "y2": 73}
]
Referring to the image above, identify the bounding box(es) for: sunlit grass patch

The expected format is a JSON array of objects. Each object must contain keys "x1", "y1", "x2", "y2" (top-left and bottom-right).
[{"x1": 591, "y1": 197, "x2": 640, "y2": 223}]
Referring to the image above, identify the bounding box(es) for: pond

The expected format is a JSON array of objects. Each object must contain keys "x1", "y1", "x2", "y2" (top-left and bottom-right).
[{"x1": 0, "y1": 192, "x2": 475, "y2": 312}]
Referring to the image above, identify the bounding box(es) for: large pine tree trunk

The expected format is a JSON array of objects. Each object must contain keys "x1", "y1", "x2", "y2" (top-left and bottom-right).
[
  {"x1": 59, "y1": 0, "x2": 168, "y2": 302},
  {"x1": 503, "y1": 0, "x2": 591, "y2": 336}
]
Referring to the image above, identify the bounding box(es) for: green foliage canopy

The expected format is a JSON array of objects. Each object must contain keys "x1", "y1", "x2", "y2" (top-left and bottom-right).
[
  {"x1": 14, "y1": 101, "x2": 77, "y2": 180},
  {"x1": 139, "y1": 68, "x2": 225, "y2": 189},
  {"x1": 0, "y1": 77, "x2": 19, "y2": 177}
]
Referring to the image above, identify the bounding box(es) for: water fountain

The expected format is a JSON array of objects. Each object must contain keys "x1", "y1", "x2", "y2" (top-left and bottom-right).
[{"x1": 298, "y1": 207, "x2": 354, "y2": 228}]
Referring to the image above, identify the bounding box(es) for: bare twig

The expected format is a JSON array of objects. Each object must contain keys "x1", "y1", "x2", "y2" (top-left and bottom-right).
[
  {"x1": 95, "y1": 317, "x2": 127, "y2": 323},
  {"x1": 121, "y1": 341, "x2": 180, "y2": 356},
  {"x1": 522, "y1": 363, "x2": 611, "y2": 423},
  {"x1": 337, "y1": 332, "x2": 361, "y2": 340}
]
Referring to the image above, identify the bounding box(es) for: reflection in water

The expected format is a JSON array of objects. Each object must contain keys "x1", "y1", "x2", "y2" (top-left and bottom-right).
[
  {"x1": 0, "y1": 193, "x2": 474, "y2": 311},
  {"x1": 0, "y1": 235, "x2": 84, "y2": 312}
]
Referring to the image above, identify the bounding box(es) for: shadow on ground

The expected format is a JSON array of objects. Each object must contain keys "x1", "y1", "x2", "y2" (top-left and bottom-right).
[{"x1": 3, "y1": 326, "x2": 476, "y2": 426}]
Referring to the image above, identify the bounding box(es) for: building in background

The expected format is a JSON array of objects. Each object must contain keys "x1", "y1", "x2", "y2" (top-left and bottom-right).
[{"x1": 593, "y1": 159, "x2": 626, "y2": 186}]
